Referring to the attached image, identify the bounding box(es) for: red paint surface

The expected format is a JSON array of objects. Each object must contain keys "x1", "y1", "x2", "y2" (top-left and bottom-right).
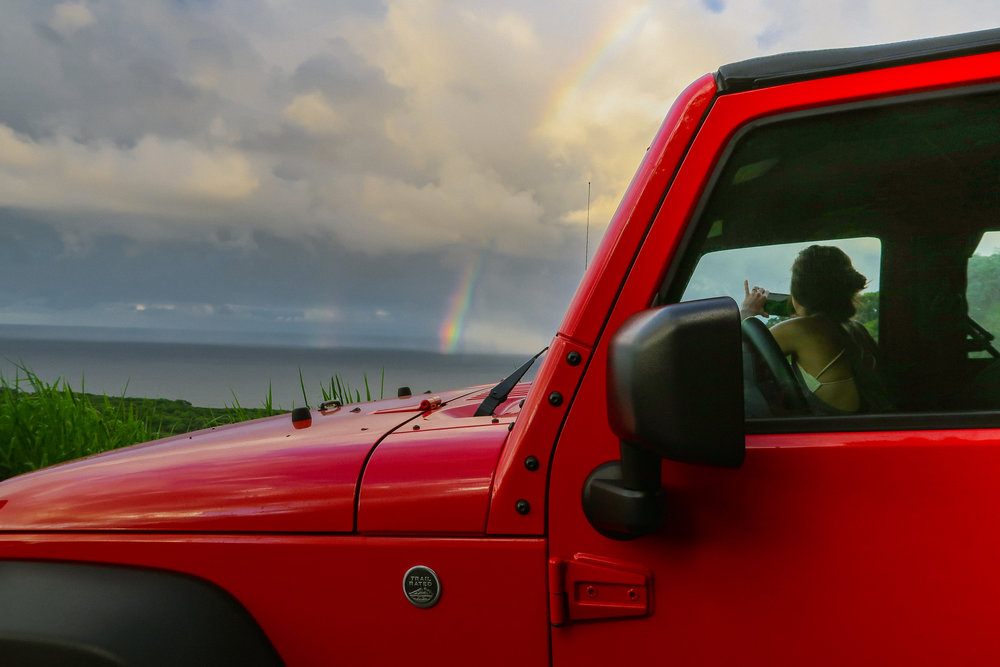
[
  {"x1": 0, "y1": 534, "x2": 549, "y2": 667},
  {"x1": 357, "y1": 384, "x2": 529, "y2": 535},
  {"x1": 358, "y1": 425, "x2": 508, "y2": 535},
  {"x1": 487, "y1": 335, "x2": 590, "y2": 535},
  {"x1": 0, "y1": 388, "x2": 477, "y2": 533},
  {"x1": 549, "y1": 433, "x2": 1000, "y2": 664}
]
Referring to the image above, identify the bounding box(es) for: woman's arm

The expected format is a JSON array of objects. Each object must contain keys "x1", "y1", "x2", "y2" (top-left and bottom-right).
[{"x1": 769, "y1": 319, "x2": 800, "y2": 356}]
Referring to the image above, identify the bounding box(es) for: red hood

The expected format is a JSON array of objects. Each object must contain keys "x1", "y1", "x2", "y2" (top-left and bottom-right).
[{"x1": 0, "y1": 385, "x2": 526, "y2": 533}]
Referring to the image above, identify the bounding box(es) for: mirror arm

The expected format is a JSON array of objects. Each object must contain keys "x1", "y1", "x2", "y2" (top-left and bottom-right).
[
  {"x1": 581, "y1": 441, "x2": 666, "y2": 541},
  {"x1": 620, "y1": 440, "x2": 661, "y2": 492}
]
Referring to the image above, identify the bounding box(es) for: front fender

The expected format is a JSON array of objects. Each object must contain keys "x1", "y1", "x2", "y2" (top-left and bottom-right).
[{"x1": 0, "y1": 560, "x2": 282, "y2": 666}]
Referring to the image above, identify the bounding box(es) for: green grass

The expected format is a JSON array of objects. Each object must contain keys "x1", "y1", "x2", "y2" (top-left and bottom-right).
[
  {"x1": 0, "y1": 364, "x2": 385, "y2": 481},
  {"x1": 316, "y1": 367, "x2": 384, "y2": 406},
  {"x1": 0, "y1": 366, "x2": 159, "y2": 480}
]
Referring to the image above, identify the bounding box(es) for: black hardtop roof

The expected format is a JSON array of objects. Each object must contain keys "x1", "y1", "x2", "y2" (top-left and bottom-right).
[{"x1": 718, "y1": 27, "x2": 1000, "y2": 92}]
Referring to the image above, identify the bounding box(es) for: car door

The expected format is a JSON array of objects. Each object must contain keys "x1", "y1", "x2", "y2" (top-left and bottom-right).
[{"x1": 548, "y1": 45, "x2": 1000, "y2": 665}]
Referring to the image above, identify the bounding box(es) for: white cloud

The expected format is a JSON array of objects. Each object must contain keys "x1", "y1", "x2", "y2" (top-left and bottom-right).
[
  {"x1": 303, "y1": 307, "x2": 340, "y2": 322},
  {"x1": 0, "y1": 126, "x2": 260, "y2": 223},
  {"x1": 282, "y1": 92, "x2": 347, "y2": 135},
  {"x1": 11, "y1": 0, "x2": 1000, "y2": 259},
  {"x1": 51, "y1": 2, "x2": 96, "y2": 36},
  {"x1": 356, "y1": 157, "x2": 548, "y2": 254},
  {"x1": 0, "y1": 126, "x2": 44, "y2": 168}
]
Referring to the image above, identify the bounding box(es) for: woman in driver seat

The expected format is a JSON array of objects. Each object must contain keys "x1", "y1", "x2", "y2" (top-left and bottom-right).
[{"x1": 740, "y1": 245, "x2": 885, "y2": 413}]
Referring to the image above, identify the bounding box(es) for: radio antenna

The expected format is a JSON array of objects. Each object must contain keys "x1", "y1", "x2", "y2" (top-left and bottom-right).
[{"x1": 585, "y1": 181, "x2": 591, "y2": 271}]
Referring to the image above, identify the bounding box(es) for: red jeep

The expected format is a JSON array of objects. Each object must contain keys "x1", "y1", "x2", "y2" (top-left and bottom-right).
[{"x1": 4, "y1": 28, "x2": 1000, "y2": 666}]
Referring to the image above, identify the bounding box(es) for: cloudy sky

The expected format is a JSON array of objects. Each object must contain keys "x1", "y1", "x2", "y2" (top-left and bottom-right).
[{"x1": 3, "y1": 1, "x2": 1000, "y2": 354}]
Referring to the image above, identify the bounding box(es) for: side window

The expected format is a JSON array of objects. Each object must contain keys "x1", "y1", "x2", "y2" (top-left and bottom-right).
[
  {"x1": 665, "y1": 87, "x2": 1000, "y2": 421},
  {"x1": 681, "y1": 238, "x2": 881, "y2": 342},
  {"x1": 682, "y1": 239, "x2": 882, "y2": 418}
]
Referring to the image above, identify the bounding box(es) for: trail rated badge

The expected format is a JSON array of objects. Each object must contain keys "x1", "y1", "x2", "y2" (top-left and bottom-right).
[{"x1": 403, "y1": 565, "x2": 441, "y2": 608}]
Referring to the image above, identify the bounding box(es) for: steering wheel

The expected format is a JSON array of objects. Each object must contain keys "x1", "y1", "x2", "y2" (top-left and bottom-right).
[{"x1": 741, "y1": 317, "x2": 807, "y2": 413}]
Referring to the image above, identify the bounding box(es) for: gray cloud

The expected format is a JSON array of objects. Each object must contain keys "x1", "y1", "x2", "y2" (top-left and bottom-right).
[{"x1": 3, "y1": 0, "x2": 1000, "y2": 352}]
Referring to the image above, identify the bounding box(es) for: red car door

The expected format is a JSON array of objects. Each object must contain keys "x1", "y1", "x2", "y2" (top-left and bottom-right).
[{"x1": 548, "y1": 39, "x2": 1000, "y2": 665}]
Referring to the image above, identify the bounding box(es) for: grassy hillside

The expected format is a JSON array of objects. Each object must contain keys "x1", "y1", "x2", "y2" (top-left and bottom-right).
[
  {"x1": 0, "y1": 367, "x2": 277, "y2": 481},
  {"x1": 0, "y1": 364, "x2": 384, "y2": 481}
]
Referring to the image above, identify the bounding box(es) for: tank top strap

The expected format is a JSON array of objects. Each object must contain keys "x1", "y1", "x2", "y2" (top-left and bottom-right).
[{"x1": 813, "y1": 348, "x2": 846, "y2": 380}]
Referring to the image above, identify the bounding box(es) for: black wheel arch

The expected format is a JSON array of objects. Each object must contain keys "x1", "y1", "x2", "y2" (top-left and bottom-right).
[{"x1": 0, "y1": 560, "x2": 283, "y2": 666}]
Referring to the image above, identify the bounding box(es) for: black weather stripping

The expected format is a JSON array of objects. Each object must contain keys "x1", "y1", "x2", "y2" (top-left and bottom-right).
[{"x1": 718, "y1": 28, "x2": 1000, "y2": 92}]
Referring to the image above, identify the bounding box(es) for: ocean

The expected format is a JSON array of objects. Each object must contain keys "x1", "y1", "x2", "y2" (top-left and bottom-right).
[{"x1": 0, "y1": 335, "x2": 539, "y2": 409}]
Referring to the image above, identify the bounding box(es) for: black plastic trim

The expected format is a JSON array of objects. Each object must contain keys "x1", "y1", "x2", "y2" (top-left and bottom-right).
[
  {"x1": 0, "y1": 560, "x2": 283, "y2": 666},
  {"x1": 608, "y1": 299, "x2": 744, "y2": 468},
  {"x1": 582, "y1": 457, "x2": 665, "y2": 541},
  {"x1": 718, "y1": 27, "x2": 1000, "y2": 93},
  {"x1": 747, "y1": 411, "x2": 1000, "y2": 435}
]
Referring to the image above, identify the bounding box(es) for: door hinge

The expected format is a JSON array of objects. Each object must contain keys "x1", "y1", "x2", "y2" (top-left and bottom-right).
[{"x1": 548, "y1": 553, "x2": 651, "y2": 627}]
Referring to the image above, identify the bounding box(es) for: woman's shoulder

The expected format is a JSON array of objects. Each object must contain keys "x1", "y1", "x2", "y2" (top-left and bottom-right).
[
  {"x1": 773, "y1": 315, "x2": 840, "y2": 333},
  {"x1": 771, "y1": 315, "x2": 844, "y2": 348},
  {"x1": 771, "y1": 316, "x2": 823, "y2": 335}
]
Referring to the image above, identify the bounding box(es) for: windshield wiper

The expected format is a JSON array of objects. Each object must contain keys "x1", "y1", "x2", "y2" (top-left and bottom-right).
[{"x1": 473, "y1": 347, "x2": 548, "y2": 417}]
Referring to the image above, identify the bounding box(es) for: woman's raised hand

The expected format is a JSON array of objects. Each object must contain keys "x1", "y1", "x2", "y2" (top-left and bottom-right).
[{"x1": 740, "y1": 279, "x2": 769, "y2": 320}]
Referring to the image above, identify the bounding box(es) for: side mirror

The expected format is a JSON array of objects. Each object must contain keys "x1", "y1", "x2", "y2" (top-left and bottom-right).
[
  {"x1": 607, "y1": 297, "x2": 745, "y2": 467},
  {"x1": 584, "y1": 297, "x2": 744, "y2": 540}
]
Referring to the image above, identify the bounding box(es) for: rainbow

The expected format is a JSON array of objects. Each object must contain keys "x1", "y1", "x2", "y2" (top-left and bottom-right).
[
  {"x1": 439, "y1": 254, "x2": 483, "y2": 354},
  {"x1": 538, "y1": 2, "x2": 656, "y2": 130}
]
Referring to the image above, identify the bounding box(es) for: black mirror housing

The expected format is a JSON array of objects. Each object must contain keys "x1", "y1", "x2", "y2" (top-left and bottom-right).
[{"x1": 607, "y1": 297, "x2": 745, "y2": 468}]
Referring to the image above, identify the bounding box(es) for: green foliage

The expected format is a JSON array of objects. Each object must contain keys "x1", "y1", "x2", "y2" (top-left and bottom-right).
[
  {"x1": 317, "y1": 368, "x2": 385, "y2": 406},
  {"x1": 968, "y1": 253, "x2": 1000, "y2": 339},
  {"x1": 0, "y1": 363, "x2": 387, "y2": 481},
  {"x1": 0, "y1": 365, "x2": 156, "y2": 481},
  {"x1": 854, "y1": 291, "x2": 880, "y2": 342},
  {"x1": 0, "y1": 364, "x2": 276, "y2": 481},
  {"x1": 223, "y1": 383, "x2": 279, "y2": 425}
]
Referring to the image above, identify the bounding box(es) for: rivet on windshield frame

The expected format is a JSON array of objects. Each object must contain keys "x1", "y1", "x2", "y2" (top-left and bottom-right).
[
  {"x1": 413, "y1": 424, "x2": 420, "y2": 430},
  {"x1": 566, "y1": 351, "x2": 582, "y2": 366},
  {"x1": 548, "y1": 392, "x2": 563, "y2": 407},
  {"x1": 515, "y1": 499, "x2": 530, "y2": 515},
  {"x1": 508, "y1": 421, "x2": 515, "y2": 432},
  {"x1": 492, "y1": 418, "x2": 500, "y2": 424},
  {"x1": 524, "y1": 456, "x2": 539, "y2": 471}
]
